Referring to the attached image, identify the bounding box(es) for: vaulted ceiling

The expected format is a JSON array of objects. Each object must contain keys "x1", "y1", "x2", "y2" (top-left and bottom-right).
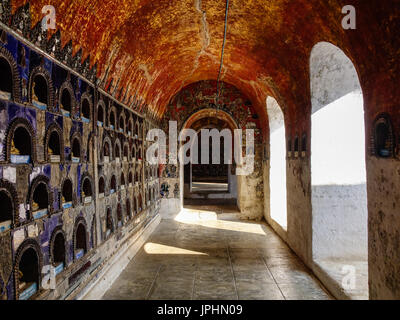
[{"x1": 12, "y1": 0, "x2": 399, "y2": 124}]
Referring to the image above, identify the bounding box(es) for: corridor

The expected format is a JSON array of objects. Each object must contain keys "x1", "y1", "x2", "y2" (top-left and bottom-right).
[{"x1": 102, "y1": 205, "x2": 332, "y2": 300}]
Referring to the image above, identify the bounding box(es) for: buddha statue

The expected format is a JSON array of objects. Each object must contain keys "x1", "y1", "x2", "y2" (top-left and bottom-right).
[
  {"x1": 32, "y1": 82, "x2": 39, "y2": 102},
  {"x1": 61, "y1": 196, "x2": 65, "y2": 203},
  {"x1": 11, "y1": 139, "x2": 20, "y2": 155},
  {"x1": 32, "y1": 200, "x2": 39, "y2": 211},
  {"x1": 48, "y1": 146, "x2": 53, "y2": 155}
]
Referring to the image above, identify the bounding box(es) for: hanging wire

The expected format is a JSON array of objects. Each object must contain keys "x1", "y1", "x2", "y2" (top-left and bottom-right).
[{"x1": 216, "y1": 0, "x2": 230, "y2": 111}]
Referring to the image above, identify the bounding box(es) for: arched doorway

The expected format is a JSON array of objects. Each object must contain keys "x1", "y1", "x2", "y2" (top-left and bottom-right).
[
  {"x1": 181, "y1": 109, "x2": 238, "y2": 206},
  {"x1": 310, "y1": 42, "x2": 368, "y2": 298}
]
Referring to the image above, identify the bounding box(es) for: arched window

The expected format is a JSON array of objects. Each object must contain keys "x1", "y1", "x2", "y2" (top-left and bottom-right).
[
  {"x1": 267, "y1": 96, "x2": 287, "y2": 229},
  {"x1": 81, "y1": 97, "x2": 91, "y2": 122},
  {"x1": 61, "y1": 179, "x2": 73, "y2": 209},
  {"x1": 50, "y1": 228, "x2": 66, "y2": 275},
  {"x1": 0, "y1": 56, "x2": 12, "y2": 100},
  {"x1": 71, "y1": 137, "x2": 81, "y2": 162},
  {"x1": 110, "y1": 175, "x2": 116, "y2": 194},
  {"x1": 98, "y1": 177, "x2": 105, "y2": 197},
  {"x1": 82, "y1": 177, "x2": 93, "y2": 204},
  {"x1": 310, "y1": 42, "x2": 368, "y2": 293},
  {"x1": 74, "y1": 222, "x2": 87, "y2": 260},
  {"x1": 32, "y1": 74, "x2": 48, "y2": 109}
]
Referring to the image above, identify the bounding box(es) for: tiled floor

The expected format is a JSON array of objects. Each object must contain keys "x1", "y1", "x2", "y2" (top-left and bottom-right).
[{"x1": 102, "y1": 205, "x2": 333, "y2": 300}]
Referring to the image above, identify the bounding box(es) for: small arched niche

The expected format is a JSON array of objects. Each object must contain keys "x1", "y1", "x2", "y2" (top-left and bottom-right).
[
  {"x1": 50, "y1": 228, "x2": 66, "y2": 275},
  {"x1": 109, "y1": 111, "x2": 116, "y2": 130},
  {"x1": 138, "y1": 194, "x2": 142, "y2": 212},
  {"x1": 128, "y1": 119, "x2": 133, "y2": 135},
  {"x1": 97, "y1": 101, "x2": 104, "y2": 127},
  {"x1": 31, "y1": 181, "x2": 49, "y2": 220},
  {"x1": 106, "y1": 207, "x2": 114, "y2": 237},
  {"x1": 133, "y1": 196, "x2": 137, "y2": 214},
  {"x1": 60, "y1": 87, "x2": 72, "y2": 117},
  {"x1": 82, "y1": 177, "x2": 93, "y2": 204},
  {"x1": 61, "y1": 179, "x2": 73, "y2": 209},
  {"x1": 123, "y1": 144, "x2": 129, "y2": 161},
  {"x1": 31, "y1": 74, "x2": 48, "y2": 109},
  {"x1": 46, "y1": 126, "x2": 63, "y2": 163},
  {"x1": 81, "y1": 97, "x2": 91, "y2": 123},
  {"x1": 0, "y1": 56, "x2": 13, "y2": 100},
  {"x1": 114, "y1": 141, "x2": 121, "y2": 162},
  {"x1": 120, "y1": 173, "x2": 125, "y2": 190},
  {"x1": 110, "y1": 175, "x2": 116, "y2": 194},
  {"x1": 9, "y1": 124, "x2": 33, "y2": 164},
  {"x1": 103, "y1": 140, "x2": 110, "y2": 163},
  {"x1": 126, "y1": 199, "x2": 131, "y2": 221},
  {"x1": 98, "y1": 176, "x2": 105, "y2": 198},
  {"x1": 15, "y1": 244, "x2": 41, "y2": 300},
  {"x1": 301, "y1": 133, "x2": 307, "y2": 157},
  {"x1": 119, "y1": 115, "x2": 125, "y2": 133},
  {"x1": 0, "y1": 189, "x2": 14, "y2": 232},
  {"x1": 128, "y1": 171, "x2": 133, "y2": 187},
  {"x1": 74, "y1": 220, "x2": 87, "y2": 260},
  {"x1": 294, "y1": 135, "x2": 299, "y2": 158},
  {"x1": 373, "y1": 114, "x2": 394, "y2": 158},
  {"x1": 132, "y1": 145, "x2": 136, "y2": 161},
  {"x1": 71, "y1": 137, "x2": 81, "y2": 162},
  {"x1": 135, "y1": 122, "x2": 139, "y2": 138},
  {"x1": 117, "y1": 203, "x2": 123, "y2": 227}
]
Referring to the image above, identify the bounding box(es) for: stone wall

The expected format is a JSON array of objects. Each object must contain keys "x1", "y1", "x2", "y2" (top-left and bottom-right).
[{"x1": 0, "y1": 24, "x2": 160, "y2": 300}]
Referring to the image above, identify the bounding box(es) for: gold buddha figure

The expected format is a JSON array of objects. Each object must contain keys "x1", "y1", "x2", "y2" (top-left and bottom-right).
[
  {"x1": 61, "y1": 196, "x2": 65, "y2": 203},
  {"x1": 48, "y1": 146, "x2": 53, "y2": 155},
  {"x1": 11, "y1": 139, "x2": 20, "y2": 155},
  {"x1": 32, "y1": 82, "x2": 39, "y2": 102},
  {"x1": 32, "y1": 200, "x2": 39, "y2": 211}
]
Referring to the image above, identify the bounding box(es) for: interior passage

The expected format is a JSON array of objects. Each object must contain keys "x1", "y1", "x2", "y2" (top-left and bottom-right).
[{"x1": 102, "y1": 205, "x2": 332, "y2": 300}]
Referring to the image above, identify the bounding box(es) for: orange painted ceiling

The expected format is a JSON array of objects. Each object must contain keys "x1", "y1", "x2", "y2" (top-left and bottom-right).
[{"x1": 12, "y1": 1, "x2": 399, "y2": 123}]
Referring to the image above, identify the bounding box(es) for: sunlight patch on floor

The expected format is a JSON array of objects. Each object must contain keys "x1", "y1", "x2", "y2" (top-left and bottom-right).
[{"x1": 144, "y1": 242, "x2": 209, "y2": 256}]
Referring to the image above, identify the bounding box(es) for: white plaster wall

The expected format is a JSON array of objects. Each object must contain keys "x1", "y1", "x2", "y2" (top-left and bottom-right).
[{"x1": 310, "y1": 42, "x2": 368, "y2": 261}]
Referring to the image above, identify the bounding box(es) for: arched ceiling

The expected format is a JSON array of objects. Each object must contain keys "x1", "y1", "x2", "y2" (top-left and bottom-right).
[{"x1": 12, "y1": 0, "x2": 399, "y2": 123}]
